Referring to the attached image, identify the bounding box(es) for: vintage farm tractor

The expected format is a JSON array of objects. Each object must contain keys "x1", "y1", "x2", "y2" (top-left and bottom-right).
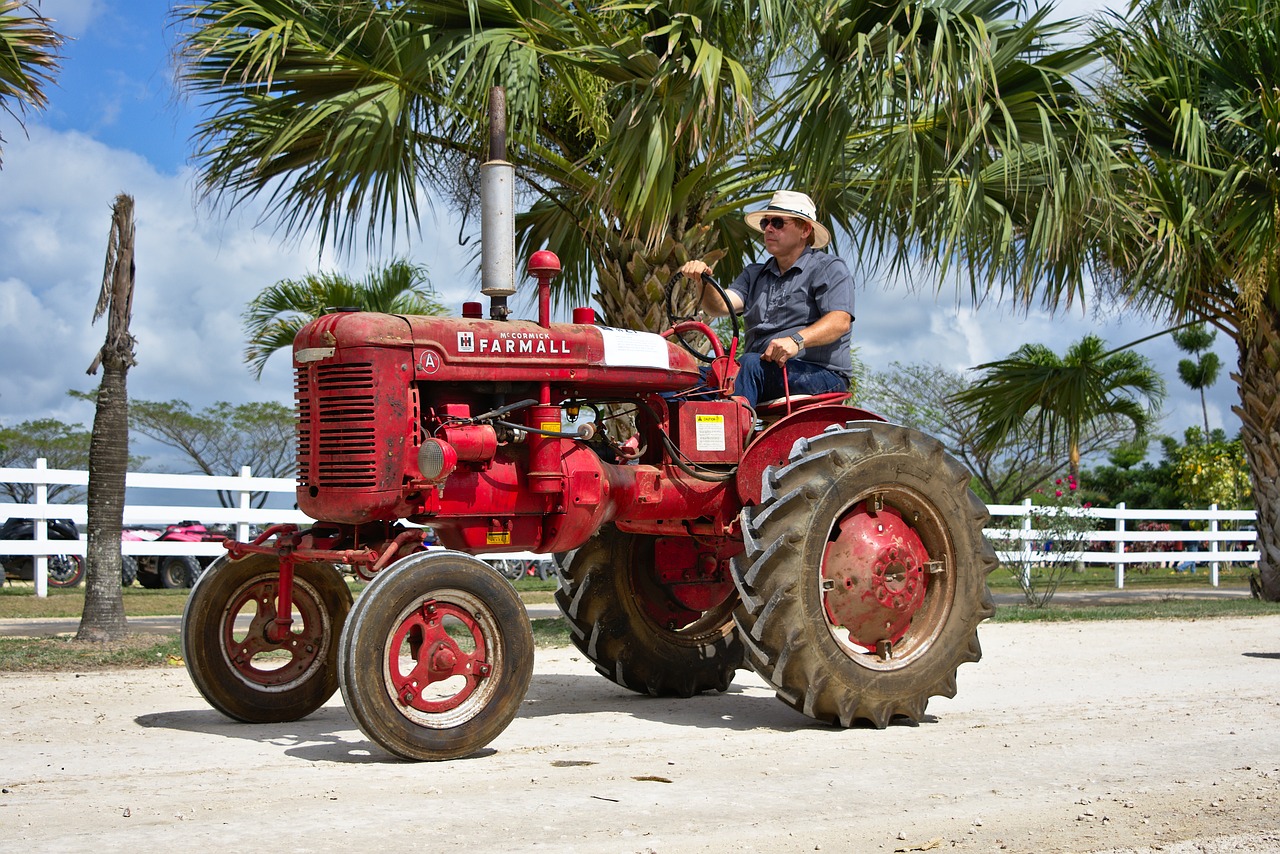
[{"x1": 181, "y1": 161, "x2": 997, "y2": 762}]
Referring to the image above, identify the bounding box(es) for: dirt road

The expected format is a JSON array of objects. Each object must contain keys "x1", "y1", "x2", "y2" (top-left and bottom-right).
[{"x1": 3, "y1": 616, "x2": 1278, "y2": 853}]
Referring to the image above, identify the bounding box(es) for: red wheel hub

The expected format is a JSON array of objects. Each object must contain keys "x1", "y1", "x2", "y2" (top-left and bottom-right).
[
  {"x1": 822, "y1": 502, "x2": 930, "y2": 649},
  {"x1": 223, "y1": 578, "x2": 327, "y2": 686},
  {"x1": 388, "y1": 600, "x2": 491, "y2": 713}
]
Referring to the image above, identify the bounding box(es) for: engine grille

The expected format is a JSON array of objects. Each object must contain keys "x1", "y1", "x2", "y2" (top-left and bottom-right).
[{"x1": 296, "y1": 362, "x2": 378, "y2": 488}]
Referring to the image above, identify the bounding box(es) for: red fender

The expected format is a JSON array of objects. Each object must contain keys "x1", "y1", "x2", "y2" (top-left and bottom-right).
[{"x1": 735, "y1": 408, "x2": 887, "y2": 506}]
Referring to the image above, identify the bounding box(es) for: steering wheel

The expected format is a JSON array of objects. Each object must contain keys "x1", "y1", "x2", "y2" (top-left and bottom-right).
[{"x1": 663, "y1": 271, "x2": 741, "y2": 363}]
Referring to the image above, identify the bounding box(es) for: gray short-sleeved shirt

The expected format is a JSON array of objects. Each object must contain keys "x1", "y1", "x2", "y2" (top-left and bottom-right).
[{"x1": 728, "y1": 247, "x2": 855, "y2": 378}]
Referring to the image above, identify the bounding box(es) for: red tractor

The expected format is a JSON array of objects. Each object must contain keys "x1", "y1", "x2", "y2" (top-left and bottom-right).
[{"x1": 181, "y1": 248, "x2": 997, "y2": 760}]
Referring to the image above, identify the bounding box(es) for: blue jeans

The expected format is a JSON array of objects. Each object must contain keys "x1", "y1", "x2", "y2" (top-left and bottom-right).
[{"x1": 733, "y1": 353, "x2": 846, "y2": 408}]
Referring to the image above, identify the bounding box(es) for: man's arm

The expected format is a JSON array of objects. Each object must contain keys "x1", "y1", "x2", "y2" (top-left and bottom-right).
[
  {"x1": 761, "y1": 309, "x2": 852, "y2": 365},
  {"x1": 678, "y1": 260, "x2": 744, "y2": 317}
]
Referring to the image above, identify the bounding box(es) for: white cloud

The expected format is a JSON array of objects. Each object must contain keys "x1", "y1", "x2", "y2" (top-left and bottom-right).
[{"x1": 0, "y1": 125, "x2": 480, "y2": 461}]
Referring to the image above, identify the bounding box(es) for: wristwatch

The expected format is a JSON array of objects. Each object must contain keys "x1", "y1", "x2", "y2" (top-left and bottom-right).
[{"x1": 789, "y1": 332, "x2": 805, "y2": 352}]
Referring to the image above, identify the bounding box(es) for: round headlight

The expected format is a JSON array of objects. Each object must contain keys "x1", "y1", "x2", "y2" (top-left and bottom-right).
[{"x1": 417, "y1": 438, "x2": 458, "y2": 482}]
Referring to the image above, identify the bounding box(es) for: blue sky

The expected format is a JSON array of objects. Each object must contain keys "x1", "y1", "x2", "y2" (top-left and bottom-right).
[{"x1": 0, "y1": 1, "x2": 1242, "y2": 476}]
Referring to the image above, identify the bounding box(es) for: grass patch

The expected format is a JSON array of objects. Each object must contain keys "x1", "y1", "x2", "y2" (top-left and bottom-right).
[
  {"x1": 991, "y1": 597, "x2": 1278, "y2": 623},
  {"x1": 0, "y1": 633, "x2": 186, "y2": 672}
]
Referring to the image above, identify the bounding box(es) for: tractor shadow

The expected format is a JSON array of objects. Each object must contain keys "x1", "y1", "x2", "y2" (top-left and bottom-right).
[{"x1": 135, "y1": 668, "x2": 933, "y2": 764}]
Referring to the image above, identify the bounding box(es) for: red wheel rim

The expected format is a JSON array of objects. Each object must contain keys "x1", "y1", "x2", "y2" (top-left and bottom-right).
[
  {"x1": 387, "y1": 600, "x2": 490, "y2": 714},
  {"x1": 380, "y1": 589, "x2": 506, "y2": 729},
  {"x1": 221, "y1": 577, "x2": 329, "y2": 688}
]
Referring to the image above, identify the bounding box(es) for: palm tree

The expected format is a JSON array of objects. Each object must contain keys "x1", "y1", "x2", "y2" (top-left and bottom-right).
[
  {"x1": 176, "y1": 0, "x2": 1106, "y2": 331},
  {"x1": 953, "y1": 334, "x2": 1166, "y2": 480},
  {"x1": 1171, "y1": 324, "x2": 1222, "y2": 436},
  {"x1": 79, "y1": 193, "x2": 137, "y2": 643},
  {"x1": 0, "y1": 0, "x2": 61, "y2": 165},
  {"x1": 1093, "y1": 0, "x2": 1280, "y2": 600},
  {"x1": 243, "y1": 260, "x2": 447, "y2": 379}
]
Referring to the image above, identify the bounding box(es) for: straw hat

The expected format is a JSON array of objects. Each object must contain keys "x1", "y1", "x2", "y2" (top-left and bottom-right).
[{"x1": 743, "y1": 190, "x2": 832, "y2": 249}]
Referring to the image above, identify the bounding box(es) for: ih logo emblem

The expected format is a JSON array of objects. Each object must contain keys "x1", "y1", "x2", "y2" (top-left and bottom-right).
[{"x1": 457, "y1": 331, "x2": 475, "y2": 353}]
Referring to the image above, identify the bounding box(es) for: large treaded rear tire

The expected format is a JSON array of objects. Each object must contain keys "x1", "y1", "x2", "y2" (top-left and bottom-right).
[
  {"x1": 733, "y1": 421, "x2": 996, "y2": 728},
  {"x1": 555, "y1": 526, "x2": 742, "y2": 697}
]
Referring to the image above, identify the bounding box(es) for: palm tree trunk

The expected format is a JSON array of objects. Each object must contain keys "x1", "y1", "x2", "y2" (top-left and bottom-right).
[
  {"x1": 1234, "y1": 304, "x2": 1280, "y2": 601},
  {"x1": 78, "y1": 357, "x2": 129, "y2": 640},
  {"x1": 77, "y1": 193, "x2": 137, "y2": 641}
]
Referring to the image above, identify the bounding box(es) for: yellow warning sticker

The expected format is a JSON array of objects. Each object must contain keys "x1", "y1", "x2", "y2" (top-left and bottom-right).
[
  {"x1": 541, "y1": 421, "x2": 561, "y2": 433},
  {"x1": 695, "y1": 414, "x2": 726, "y2": 452},
  {"x1": 486, "y1": 531, "x2": 511, "y2": 545}
]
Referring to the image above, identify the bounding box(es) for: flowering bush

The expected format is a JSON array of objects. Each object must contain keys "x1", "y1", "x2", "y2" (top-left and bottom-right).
[{"x1": 1007, "y1": 474, "x2": 1098, "y2": 607}]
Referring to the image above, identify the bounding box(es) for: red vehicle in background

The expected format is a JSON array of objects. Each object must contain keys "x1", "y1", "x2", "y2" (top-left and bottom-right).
[{"x1": 122, "y1": 522, "x2": 229, "y2": 589}]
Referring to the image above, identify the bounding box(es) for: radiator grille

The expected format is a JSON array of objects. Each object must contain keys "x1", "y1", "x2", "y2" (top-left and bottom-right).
[{"x1": 296, "y1": 362, "x2": 378, "y2": 488}]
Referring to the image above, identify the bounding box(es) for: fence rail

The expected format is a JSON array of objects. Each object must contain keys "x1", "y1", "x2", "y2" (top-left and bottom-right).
[
  {"x1": 1, "y1": 461, "x2": 540, "y2": 596},
  {"x1": 2, "y1": 462, "x2": 1259, "y2": 596}
]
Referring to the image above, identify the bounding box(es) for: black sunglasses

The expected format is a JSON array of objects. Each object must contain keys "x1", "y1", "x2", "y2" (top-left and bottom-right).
[{"x1": 759, "y1": 216, "x2": 792, "y2": 231}]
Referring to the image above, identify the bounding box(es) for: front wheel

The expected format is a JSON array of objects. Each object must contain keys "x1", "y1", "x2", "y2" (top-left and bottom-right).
[
  {"x1": 47, "y1": 555, "x2": 84, "y2": 588},
  {"x1": 338, "y1": 552, "x2": 534, "y2": 761},
  {"x1": 182, "y1": 552, "x2": 352, "y2": 723},
  {"x1": 734, "y1": 422, "x2": 996, "y2": 727}
]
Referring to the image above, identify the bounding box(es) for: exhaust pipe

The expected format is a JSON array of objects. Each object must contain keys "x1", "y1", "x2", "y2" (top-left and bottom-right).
[{"x1": 481, "y1": 87, "x2": 515, "y2": 317}]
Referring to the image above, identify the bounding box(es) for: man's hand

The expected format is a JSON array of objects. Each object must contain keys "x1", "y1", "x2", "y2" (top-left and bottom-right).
[{"x1": 762, "y1": 335, "x2": 803, "y2": 365}]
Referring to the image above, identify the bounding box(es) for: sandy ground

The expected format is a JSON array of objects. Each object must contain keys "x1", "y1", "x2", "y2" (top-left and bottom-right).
[{"x1": 2, "y1": 616, "x2": 1278, "y2": 854}]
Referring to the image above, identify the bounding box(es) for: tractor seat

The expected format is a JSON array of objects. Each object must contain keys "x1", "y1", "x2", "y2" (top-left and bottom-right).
[{"x1": 754, "y1": 390, "x2": 851, "y2": 418}]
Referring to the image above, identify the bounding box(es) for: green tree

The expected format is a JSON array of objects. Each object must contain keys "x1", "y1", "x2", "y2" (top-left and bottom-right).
[
  {"x1": 1094, "y1": 0, "x2": 1280, "y2": 600},
  {"x1": 176, "y1": 0, "x2": 1105, "y2": 332},
  {"x1": 127, "y1": 399, "x2": 296, "y2": 508},
  {"x1": 0, "y1": 418, "x2": 92, "y2": 504},
  {"x1": 243, "y1": 260, "x2": 447, "y2": 379},
  {"x1": 1171, "y1": 323, "x2": 1222, "y2": 435},
  {"x1": 1079, "y1": 436, "x2": 1180, "y2": 510},
  {"x1": 952, "y1": 334, "x2": 1166, "y2": 480},
  {"x1": 0, "y1": 0, "x2": 62, "y2": 166},
  {"x1": 1170, "y1": 427, "x2": 1251, "y2": 512}
]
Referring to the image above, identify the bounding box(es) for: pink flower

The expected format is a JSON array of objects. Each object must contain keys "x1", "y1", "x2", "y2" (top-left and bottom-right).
[
  {"x1": 1069, "y1": 482, "x2": 1078, "y2": 491},
  {"x1": 1055, "y1": 479, "x2": 1063, "y2": 486},
  {"x1": 1055, "y1": 490, "x2": 1064, "y2": 497}
]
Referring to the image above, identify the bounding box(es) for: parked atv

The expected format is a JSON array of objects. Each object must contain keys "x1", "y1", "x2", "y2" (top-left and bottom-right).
[
  {"x1": 2, "y1": 517, "x2": 137, "y2": 587},
  {"x1": 124, "y1": 522, "x2": 228, "y2": 589}
]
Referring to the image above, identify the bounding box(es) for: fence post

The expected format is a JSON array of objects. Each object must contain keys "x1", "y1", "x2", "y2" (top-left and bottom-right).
[
  {"x1": 1114, "y1": 501, "x2": 1126, "y2": 590},
  {"x1": 1021, "y1": 498, "x2": 1033, "y2": 587},
  {"x1": 237, "y1": 465, "x2": 253, "y2": 543},
  {"x1": 1209, "y1": 503, "x2": 1220, "y2": 587},
  {"x1": 34, "y1": 457, "x2": 48, "y2": 598}
]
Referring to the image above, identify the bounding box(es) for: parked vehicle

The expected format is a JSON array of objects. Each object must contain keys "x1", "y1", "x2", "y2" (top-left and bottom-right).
[
  {"x1": 123, "y1": 522, "x2": 229, "y2": 589},
  {"x1": 1, "y1": 517, "x2": 84, "y2": 587},
  {"x1": 1, "y1": 517, "x2": 137, "y2": 587}
]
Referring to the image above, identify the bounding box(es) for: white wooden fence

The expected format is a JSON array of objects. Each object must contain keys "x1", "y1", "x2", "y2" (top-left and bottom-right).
[
  {"x1": 0, "y1": 461, "x2": 540, "y2": 597},
  {"x1": 987, "y1": 499, "x2": 1258, "y2": 589},
  {"x1": 2, "y1": 461, "x2": 1260, "y2": 596}
]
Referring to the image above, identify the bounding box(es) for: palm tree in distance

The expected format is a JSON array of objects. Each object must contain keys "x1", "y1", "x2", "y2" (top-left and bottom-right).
[
  {"x1": 0, "y1": 0, "x2": 62, "y2": 166},
  {"x1": 243, "y1": 260, "x2": 447, "y2": 379},
  {"x1": 1171, "y1": 324, "x2": 1222, "y2": 436},
  {"x1": 952, "y1": 334, "x2": 1166, "y2": 480}
]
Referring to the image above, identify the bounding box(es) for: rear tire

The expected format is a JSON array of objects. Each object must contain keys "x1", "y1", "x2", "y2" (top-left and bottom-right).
[
  {"x1": 338, "y1": 552, "x2": 534, "y2": 761},
  {"x1": 120, "y1": 555, "x2": 138, "y2": 587},
  {"x1": 555, "y1": 526, "x2": 742, "y2": 697},
  {"x1": 734, "y1": 421, "x2": 996, "y2": 727},
  {"x1": 161, "y1": 555, "x2": 200, "y2": 589}
]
